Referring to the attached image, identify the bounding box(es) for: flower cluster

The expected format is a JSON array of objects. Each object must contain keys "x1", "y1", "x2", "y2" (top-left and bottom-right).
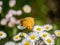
[
  {"x1": 0, "y1": 31, "x2": 7, "y2": 40},
  {"x1": 0, "y1": 1, "x2": 3, "y2": 13},
  {"x1": 12, "y1": 24, "x2": 55, "y2": 45},
  {"x1": 0, "y1": 1, "x2": 60, "y2": 45},
  {"x1": 0, "y1": 0, "x2": 32, "y2": 28},
  {"x1": 4, "y1": 24, "x2": 60, "y2": 45},
  {"x1": 9, "y1": 0, "x2": 16, "y2": 7}
]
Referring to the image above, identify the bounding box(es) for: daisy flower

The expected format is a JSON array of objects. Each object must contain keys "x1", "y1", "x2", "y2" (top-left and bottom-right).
[
  {"x1": 28, "y1": 32, "x2": 39, "y2": 42},
  {"x1": 8, "y1": 9, "x2": 16, "y2": 15},
  {"x1": 10, "y1": 17, "x2": 16, "y2": 24},
  {"x1": 0, "y1": 18, "x2": 8, "y2": 25},
  {"x1": 20, "y1": 33, "x2": 28, "y2": 38},
  {"x1": 9, "y1": 0, "x2": 16, "y2": 7},
  {"x1": 54, "y1": 30, "x2": 60, "y2": 37},
  {"x1": 0, "y1": 31, "x2": 7, "y2": 40},
  {"x1": 13, "y1": 35, "x2": 21, "y2": 41},
  {"x1": 5, "y1": 13, "x2": 13, "y2": 19},
  {"x1": 39, "y1": 32, "x2": 51, "y2": 39},
  {"x1": 15, "y1": 20, "x2": 20, "y2": 24},
  {"x1": 44, "y1": 24, "x2": 53, "y2": 31},
  {"x1": 0, "y1": 1, "x2": 3, "y2": 6},
  {"x1": 22, "y1": 39, "x2": 35, "y2": 45},
  {"x1": 16, "y1": 10, "x2": 22, "y2": 16},
  {"x1": 33, "y1": 25, "x2": 44, "y2": 33},
  {"x1": 17, "y1": 32, "x2": 28, "y2": 38},
  {"x1": 44, "y1": 37, "x2": 55, "y2": 45},
  {"x1": 23, "y1": 5, "x2": 31, "y2": 13},
  {"x1": 8, "y1": 22, "x2": 15, "y2": 28},
  {"x1": 5, "y1": 41, "x2": 16, "y2": 45}
]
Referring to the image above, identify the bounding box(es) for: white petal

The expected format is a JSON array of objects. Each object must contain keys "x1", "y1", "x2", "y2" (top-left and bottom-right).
[
  {"x1": 9, "y1": 0, "x2": 16, "y2": 7},
  {"x1": 0, "y1": 1, "x2": 3, "y2": 6},
  {"x1": 17, "y1": 25, "x2": 26, "y2": 30},
  {"x1": 16, "y1": 10, "x2": 22, "y2": 16}
]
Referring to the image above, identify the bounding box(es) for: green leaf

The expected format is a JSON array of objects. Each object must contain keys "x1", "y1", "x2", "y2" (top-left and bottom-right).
[{"x1": 55, "y1": 37, "x2": 60, "y2": 45}]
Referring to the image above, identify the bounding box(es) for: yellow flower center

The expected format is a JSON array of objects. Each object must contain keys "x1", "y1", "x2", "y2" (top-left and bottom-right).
[
  {"x1": 24, "y1": 41, "x2": 30, "y2": 45},
  {"x1": 22, "y1": 17, "x2": 34, "y2": 30},
  {"x1": 57, "y1": 32, "x2": 60, "y2": 36},
  {"x1": 42, "y1": 33, "x2": 47, "y2": 37},
  {"x1": 15, "y1": 36, "x2": 19, "y2": 39},
  {"x1": 46, "y1": 39, "x2": 52, "y2": 43},
  {"x1": 0, "y1": 32, "x2": 3, "y2": 36},
  {"x1": 36, "y1": 28, "x2": 41, "y2": 31},
  {"x1": 30, "y1": 35, "x2": 36, "y2": 40},
  {"x1": 46, "y1": 26, "x2": 49, "y2": 29},
  {"x1": 25, "y1": 7, "x2": 29, "y2": 11},
  {"x1": 21, "y1": 33, "x2": 26, "y2": 37}
]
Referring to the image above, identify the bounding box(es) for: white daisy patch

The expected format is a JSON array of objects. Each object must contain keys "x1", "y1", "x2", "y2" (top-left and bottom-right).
[
  {"x1": 23, "y1": 5, "x2": 31, "y2": 13},
  {"x1": 13, "y1": 35, "x2": 21, "y2": 41},
  {"x1": 44, "y1": 37, "x2": 55, "y2": 45},
  {"x1": 9, "y1": 0, "x2": 16, "y2": 7},
  {"x1": 5, "y1": 41, "x2": 16, "y2": 45},
  {"x1": 44, "y1": 24, "x2": 53, "y2": 31},
  {"x1": 18, "y1": 32, "x2": 28, "y2": 38},
  {"x1": 0, "y1": 31, "x2": 7, "y2": 40},
  {"x1": 0, "y1": 18, "x2": 8, "y2": 25},
  {"x1": 16, "y1": 10, "x2": 22, "y2": 16},
  {"x1": 28, "y1": 32, "x2": 39, "y2": 42},
  {"x1": 8, "y1": 22, "x2": 15, "y2": 28},
  {"x1": 54, "y1": 30, "x2": 60, "y2": 37},
  {"x1": 33, "y1": 25, "x2": 44, "y2": 33},
  {"x1": 39, "y1": 32, "x2": 51, "y2": 39},
  {"x1": 22, "y1": 39, "x2": 35, "y2": 45},
  {"x1": 0, "y1": 1, "x2": 3, "y2": 6}
]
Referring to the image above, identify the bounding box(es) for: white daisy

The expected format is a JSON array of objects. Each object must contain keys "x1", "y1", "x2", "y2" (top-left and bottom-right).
[
  {"x1": 8, "y1": 9, "x2": 16, "y2": 15},
  {"x1": 44, "y1": 37, "x2": 55, "y2": 45},
  {"x1": 5, "y1": 41, "x2": 16, "y2": 45},
  {"x1": 15, "y1": 20, "x2": 20, "y2": 25},
  {"x1": 33, "y1": 25, "x2": 44, "y2": 33},
  {"x1": 28, "y1": 32, "x2": 39, "y2": 42},
  {"x1": 54, "y1": 30, "x2": 60, "y2": 37},
  {"x1": 18, "y1": 32, "x2": 27, "y2": 37},
  {"x1": 5, "y1": 13, "x2": 13, "y2": 19},
  {"x1": 13, "y1": 35, "x2": 21, "y2": 41},
  {"x1": 0, "y1": 18, "x2": 8, "y2": 25},
  {"x1": 39, "y1": 32, "x2": 51, "y2": 39},
  {"x1": 8, "y1": 22, "x2": 15, "y2": 28},
  {"x1": 9, "y1": 0, "x2": 16, "y2": 7},
  {"x1": 22, "y1": 39, "x2": 35, "y2": 45},
  {"x1": 10, "y1": 17, "x2": 16, "y2": 24},
  {"x1": 23, "y1": 5, "x2": 31, "y2": 13},
  {"x1": 0, "y1": 1, "x2": 3, "y2": 6},
  {"x1": 44, "y1": 24, "x2": 53, "y2": 31},
  {"x1": 16, "y1": 10, "x2": 22, "y2": 16},
  {"x1": 0, "y1": 31, "x2": 7, "y2": 40}
]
